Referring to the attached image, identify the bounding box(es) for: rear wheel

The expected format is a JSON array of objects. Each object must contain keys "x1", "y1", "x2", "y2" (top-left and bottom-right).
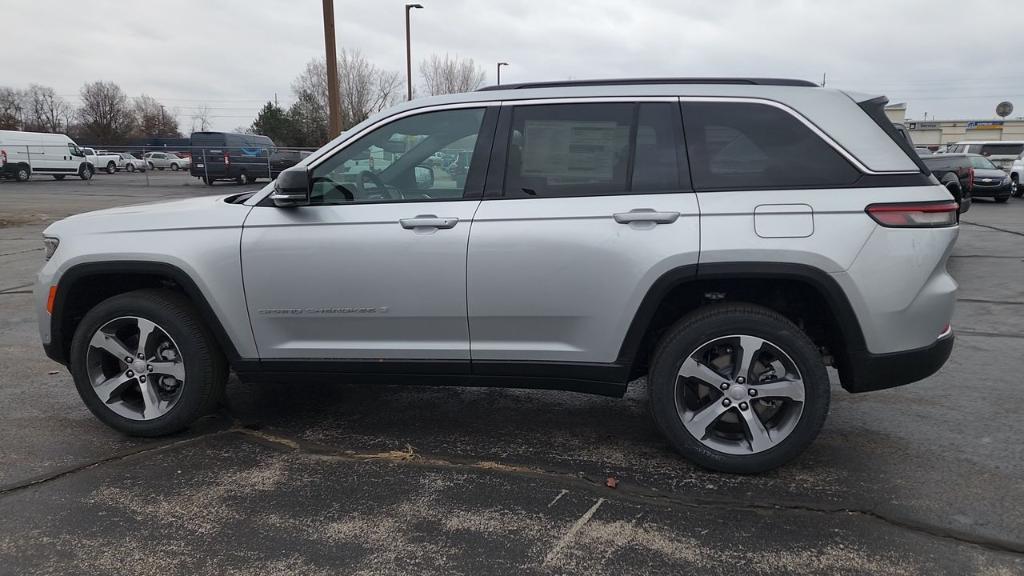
[
  {"x1": 106, "y1": 161, "x2": 116, "y2": 174},
  {"x1": 236, "y1": 171, "x2": 250, "y2": 185},
  {"x1": 52, "y1": 174, "x2": 66, "y2": 181},
  {"x1": 648, "y1": 303, "x2": 830, "y2": 474},
  {"x1": 148, "y1": 162, "x2": 155, "y2": 171},
  {"x1": 1012, "y1": 175, "x2": 1023, "y2": 198},
  {"x1": 127, "y1": 163, "x2": 136, "y2": 173},
  {"x1": 79, "y1": 164, "x2": 94, "y2": 180},
  {"x1": 69, "y1": 289, "x2": 227, "y2": 437},
  {"x1": 170, "y1": 163, "x2": 179, "y2": 171}
]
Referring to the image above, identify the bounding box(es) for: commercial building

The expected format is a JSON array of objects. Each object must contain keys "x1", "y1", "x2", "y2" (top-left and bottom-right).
[{"x1": 885, "y1": 102, "x2": 1024, "y2": 147}]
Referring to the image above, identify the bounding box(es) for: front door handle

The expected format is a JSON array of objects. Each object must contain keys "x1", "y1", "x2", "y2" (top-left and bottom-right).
[
  {"x1": 399, "y1": 215, "x2": 459, "y2": 229},
  {"x1": 613, "y1": 209, "x2": 680, "y2": 224}
]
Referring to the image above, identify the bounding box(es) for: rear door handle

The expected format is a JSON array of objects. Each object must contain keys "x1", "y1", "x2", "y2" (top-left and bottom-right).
[
  {"x1": 399, "y1": 215, "x2": 459, "y2": 229},
  {"x1": 613, "y1": 209, "x2": 680, "y2": 224}
]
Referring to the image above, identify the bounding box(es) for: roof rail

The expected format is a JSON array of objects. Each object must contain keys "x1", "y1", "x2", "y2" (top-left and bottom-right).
[{"x1": 477, "y1": 77, "x2": 819, "y2": 91}]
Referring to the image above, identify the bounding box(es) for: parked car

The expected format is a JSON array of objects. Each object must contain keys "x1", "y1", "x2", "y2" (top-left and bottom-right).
[
  {"x1": 81, "y1": 148, "x2": 121, "y2": 175},
  {"x1": 143, "y1": 152, "x2": 190, "y2": 171},
  {"x1": 944, "y1": 141, "x2": 1024, "y2": 172},
  {"x1": 0, "y1": 130, "x2": 93, "y2": 181},
  {"x1": 115, "y1": 152, "x2": 147, "y2": 172},
  {"x1": 36, "y1": 78, "x2": 958, "y2": 474},
  {"x1": 190, "y1": 132, "x2": 278, "y2": 185},
  {"x1": 269, "y1": 149, "x2": 311, "y2": 177},
  {"x1": 1009, "y1": 152, "x2": 1024, "y2": 197},
  {"x1": 922, "y1": 153, "x2": 1009, "y2": 204}
]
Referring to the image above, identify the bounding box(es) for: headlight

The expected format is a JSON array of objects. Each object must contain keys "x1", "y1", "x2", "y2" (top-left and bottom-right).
[{"x1": 42, "y1": 237, "x2": 59, "y2": 261}]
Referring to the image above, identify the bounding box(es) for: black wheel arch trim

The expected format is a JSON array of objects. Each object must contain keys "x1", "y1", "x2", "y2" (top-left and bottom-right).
[
  {"x1": 615, "y1": 261, "x2": 869, "y2": 380},
  {"x1": 45, "y1": 261, "x2": 242, "y2": 365}
]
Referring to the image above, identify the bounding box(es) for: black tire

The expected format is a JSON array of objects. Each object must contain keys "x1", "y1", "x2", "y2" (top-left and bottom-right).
[
  {"x1": 69, "y1": 289, "x2": 227, "y2": 437},
  {"x1": 203, "y1": 176, "x2": 215, "y2": 186},
  {"x1": 127, "y1": 163, "x2": 136, "y2": 173},
  {"x1": 148, "y1": 162, "x2": 155, "y2": 171},
  {"x1": 14, "y1": 165, "x2": 30, "y2": 182},
  {"x1": 648, "y1": 303, "x2": 830, "y2": 474},
  {"x1": 1012, "y1": 176, "x2": 1023, "y2": 198},
  {"x1": 106, "y1": 161, "x2": 116, "y2": 174},
  {"x1": 170, "y1": 163, "x2": 179, "y2": 171},
  {"x1": 52, "y1": 174, "x2": 66, "y2": 181},
  {"x1": 236, "y1": 171, "x2": 250, "y2": 185},
  {"x1": 79, "y1": 164, "x2": 94, "y2": 181}
]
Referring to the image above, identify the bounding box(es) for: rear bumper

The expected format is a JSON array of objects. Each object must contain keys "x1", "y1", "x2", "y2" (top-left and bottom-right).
[{"x1": 839, "y1": 331, "x2": 954, "y2": 393}]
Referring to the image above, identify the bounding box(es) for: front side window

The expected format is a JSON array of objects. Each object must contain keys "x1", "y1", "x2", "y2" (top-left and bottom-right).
[
  {"x1": 969, "y1": 155, "x2": 997, "y2": 169},
  {"x1": 503, "y1": 102, "x2": 684, "y2": 198},
  {"x1": 682, "y1": 102, "x2": 860, "y2": 190},
  {"x1": 310, "y1": 108, "x2": 485, "y2": 205}
]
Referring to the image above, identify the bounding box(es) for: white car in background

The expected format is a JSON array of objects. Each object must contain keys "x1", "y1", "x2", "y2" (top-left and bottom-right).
[
  {"x1": 143, "y1": 152, "x2": 190, "y2": 171},
  {"x1": 116, "y1": 152, "x2": 147, "y2": 172},
  {"x1": 82, "y1": 148, "x2": 121, "y2": 174}
]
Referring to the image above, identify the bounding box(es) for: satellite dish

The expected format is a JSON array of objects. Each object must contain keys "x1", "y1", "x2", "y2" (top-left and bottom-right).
[{"x1": 996, "y1": 101, "x2": 1013, "y2": 118}]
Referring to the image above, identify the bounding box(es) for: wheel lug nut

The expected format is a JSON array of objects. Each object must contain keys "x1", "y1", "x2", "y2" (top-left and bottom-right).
[
  {"x1": 138, "y1": 353, "x2": 145, "y2": 359},
  {"x1": 736, "y1": 377, "x2": 746, "y2": 384},
  {"x1": 125, "y1": 356, "x2": 133, "y2": 363},
  {"x1": 739, "y1": 402, "x2": 749, "y2": 411},
  {"x1": 139, "y1": 375, "x2": 146, "y2": 383},
  {"x1": 126, "y1": 370, "x2": 134, "y2": 377},
  {"x1": 147, "y1": 365, "x2": 153, "y2": 372},
  {"x1": 748, "y1": 389, "x2": 758, "y2": 397},
  {"x1": 722, "y1": 399, "x2": 731, "y2": 407},
  {"x1": 720, "y1": 382, "x2": 729, "y2": 390}
]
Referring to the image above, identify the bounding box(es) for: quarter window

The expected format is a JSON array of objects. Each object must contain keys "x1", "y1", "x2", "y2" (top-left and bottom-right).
[{"x1": 682, "y1": 102, "x2": 860, "y2": 190}]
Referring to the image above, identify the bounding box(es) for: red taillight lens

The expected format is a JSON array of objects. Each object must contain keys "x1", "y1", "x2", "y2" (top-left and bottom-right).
[
  {"x1": 967, "y1": 167, "x2": 975, "y2": 191},
  {"x1": 223, "y1": 152, "x2": 230, "y2": 165},
  {"x1": 866, "y1": 201, "x2": 959, "y2": 228}
]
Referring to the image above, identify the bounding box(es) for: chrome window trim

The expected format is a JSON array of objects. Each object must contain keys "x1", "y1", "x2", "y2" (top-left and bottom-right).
[{"x1": 249, "y1": 94, "x2": 917, "y2": 204}]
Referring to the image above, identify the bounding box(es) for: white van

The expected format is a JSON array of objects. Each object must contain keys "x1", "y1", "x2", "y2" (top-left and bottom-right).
[
  {"x1": 0, "y1": 130, "x2": 94, "y2": 182},
  {"x1": 945, "y1": 140, "x2": 1024, "y2": 172}
]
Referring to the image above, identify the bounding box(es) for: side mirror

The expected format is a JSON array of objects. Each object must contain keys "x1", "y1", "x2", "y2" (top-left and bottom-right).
[
  {"x1": 414, "y1": 165, "x2": 434, "y2": 189},
  {"x1": 271, "y1": 166, "x2": 311, "y2": 207}
]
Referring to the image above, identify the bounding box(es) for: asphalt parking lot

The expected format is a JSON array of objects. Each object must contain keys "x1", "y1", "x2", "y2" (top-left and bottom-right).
[{"x1": 0, "y1": 172, "x2": 1022, "y2": 575}]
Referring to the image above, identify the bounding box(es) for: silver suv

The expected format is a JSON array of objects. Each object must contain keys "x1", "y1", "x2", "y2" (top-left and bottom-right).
[{"x1": 35, "y1": 78, "x2": 959, "y2": 473}]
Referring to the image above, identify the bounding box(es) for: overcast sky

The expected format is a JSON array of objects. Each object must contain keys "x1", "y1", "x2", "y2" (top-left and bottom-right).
[{"x1": 3, "y1": 0, "x2": 1022, "y2": 131}]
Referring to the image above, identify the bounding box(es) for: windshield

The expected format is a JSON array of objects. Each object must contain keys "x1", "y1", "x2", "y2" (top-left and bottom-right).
[{"x1": 969, "y1": 155, "x2": 997, "y2": 169}]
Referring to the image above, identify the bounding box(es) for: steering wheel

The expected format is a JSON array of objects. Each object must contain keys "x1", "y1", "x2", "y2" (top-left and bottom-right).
[{"x1": 358, "y1": 170, "x2": 400, "y2": 200}]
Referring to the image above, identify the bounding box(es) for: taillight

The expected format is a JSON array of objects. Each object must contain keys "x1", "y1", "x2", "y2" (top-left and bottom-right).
[
  {"x1": 866, "y1": 201, "x2": 959, "y2": 228},
  {"x1": 223, "y1": 152, "x2": 230, "y2": 166},
  {"x1": 967, "y1": 167, "x2": 975, "y2": 191}
]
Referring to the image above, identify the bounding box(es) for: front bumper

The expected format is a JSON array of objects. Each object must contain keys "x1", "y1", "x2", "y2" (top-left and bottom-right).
[
  {"x1": 971, "y1": 182, "x2": 1011, "y2": 198},
  {"x1": 839, "y1": 331, "x2": 955, "y2": 393}
]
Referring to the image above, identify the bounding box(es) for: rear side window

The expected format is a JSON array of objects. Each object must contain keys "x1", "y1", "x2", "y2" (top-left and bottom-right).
[
  {"x1": 503, "y1": 102, "x2": 685, "y2": 198},
  {"x1": 980, "y1": 143, "x2": 1024, "y2": 156},
  {"x1": 682, "y1": 102, "x2": 860, "y2": 190}
]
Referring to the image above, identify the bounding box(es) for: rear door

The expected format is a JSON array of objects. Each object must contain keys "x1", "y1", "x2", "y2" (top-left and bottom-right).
[{"x1": 466, "y1": 99, "x2": 700, "y2": 369}]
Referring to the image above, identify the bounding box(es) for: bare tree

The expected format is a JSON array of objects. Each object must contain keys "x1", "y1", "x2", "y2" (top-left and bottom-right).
[
  {"x1": 133, "y1": 94, "x2": 180, "y2": 137},
  {"x1": 287, "y1": 49, "x2": 402, "y2": 144},
  {"x1": 24, "y1": 85, "x2": 72, "y2": 133},
  {"x1": 0, "y1": 87, "x2": 26, "y2": 130},
  {"x1": 419, "y1": 54, "x2": 486, "y2": 96},
  {"x1": 189, "y1": 103, "x2": 212, "y2": 133},
  {"x1": 78, "y1": 81, "x2": 134, "y2": 142}
]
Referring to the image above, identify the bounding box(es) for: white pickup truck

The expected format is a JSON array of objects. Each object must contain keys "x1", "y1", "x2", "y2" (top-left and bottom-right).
[{"x1": 81, "y1": 148, "x2": 121, "y2": 174}]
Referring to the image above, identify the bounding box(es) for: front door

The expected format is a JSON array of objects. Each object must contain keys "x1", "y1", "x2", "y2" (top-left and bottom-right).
[
  {"x1": 242, "y1": 106, "x2": 495, "y2": 360},
  {"x1": 467, "y1": 100, "x2": 701, "y2": 368}
]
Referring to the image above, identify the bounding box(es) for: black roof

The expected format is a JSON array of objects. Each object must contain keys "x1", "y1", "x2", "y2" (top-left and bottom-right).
[{"x1": 477, "y1": 77, "x2": 819, "y2": 91}]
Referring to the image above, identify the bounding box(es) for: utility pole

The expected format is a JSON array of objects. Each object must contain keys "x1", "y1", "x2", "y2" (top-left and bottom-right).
[
  {"x1": 821, "y1": 72, "x2": 826, "y2": 87},
  {"x1": 323, "y1": 0, "x2": 341, "y2": 138},
  {"x1": 405, "y1": 4, "x2": 423, "y2": 101},
  {"x1": 497, "y1": 62, "x2": 509, "y2": 85}
]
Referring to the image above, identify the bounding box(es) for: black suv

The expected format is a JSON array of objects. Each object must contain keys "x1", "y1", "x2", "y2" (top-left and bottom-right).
[{"x1": 922, "y1": 153, "x2": 1011, "y2": 207}]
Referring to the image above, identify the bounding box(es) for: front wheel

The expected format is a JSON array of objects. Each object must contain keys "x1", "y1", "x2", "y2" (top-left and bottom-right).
[
  {"x1": 127, "y1": 163, "x2": 136, "y2": 173},
  {"x1": 170, "y1": 163, "x2": 179, "y2": 171},
  {"x1": 79, "y1": 164, "x2": 94, "y2": 180},
  {"x1": 106, "y1": 161, "x2": 116, "y2": 174},
  {"x1": 69, "y1": 289, "x2": 227, "y2": 436},
  {"x1": 1012, "y1": 176, "x2": 1023, "y2": 198},
  {"x1": 648, "y1": 303, "x2": 830, "y2": 474}
]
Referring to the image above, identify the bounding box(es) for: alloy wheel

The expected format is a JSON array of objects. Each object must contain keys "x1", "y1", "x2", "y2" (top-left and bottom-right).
[
  {"x1": 674, "y1": 334, "x2": 805, "y2": 455},
  {"x1": 85, "y1": 316, "x2": 186, "y2": 421}
]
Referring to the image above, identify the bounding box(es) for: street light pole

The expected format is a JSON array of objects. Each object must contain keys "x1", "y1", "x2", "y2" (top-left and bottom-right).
[
  {"x1": 405, "y1": 4, "x2": 424, "y2": 101},
  {"x1": 497, "y1": 62, "x2": 509, "y2": 85},
  {"x1": 323, "y1": 0, "x2": 341, "y2": 138}
]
